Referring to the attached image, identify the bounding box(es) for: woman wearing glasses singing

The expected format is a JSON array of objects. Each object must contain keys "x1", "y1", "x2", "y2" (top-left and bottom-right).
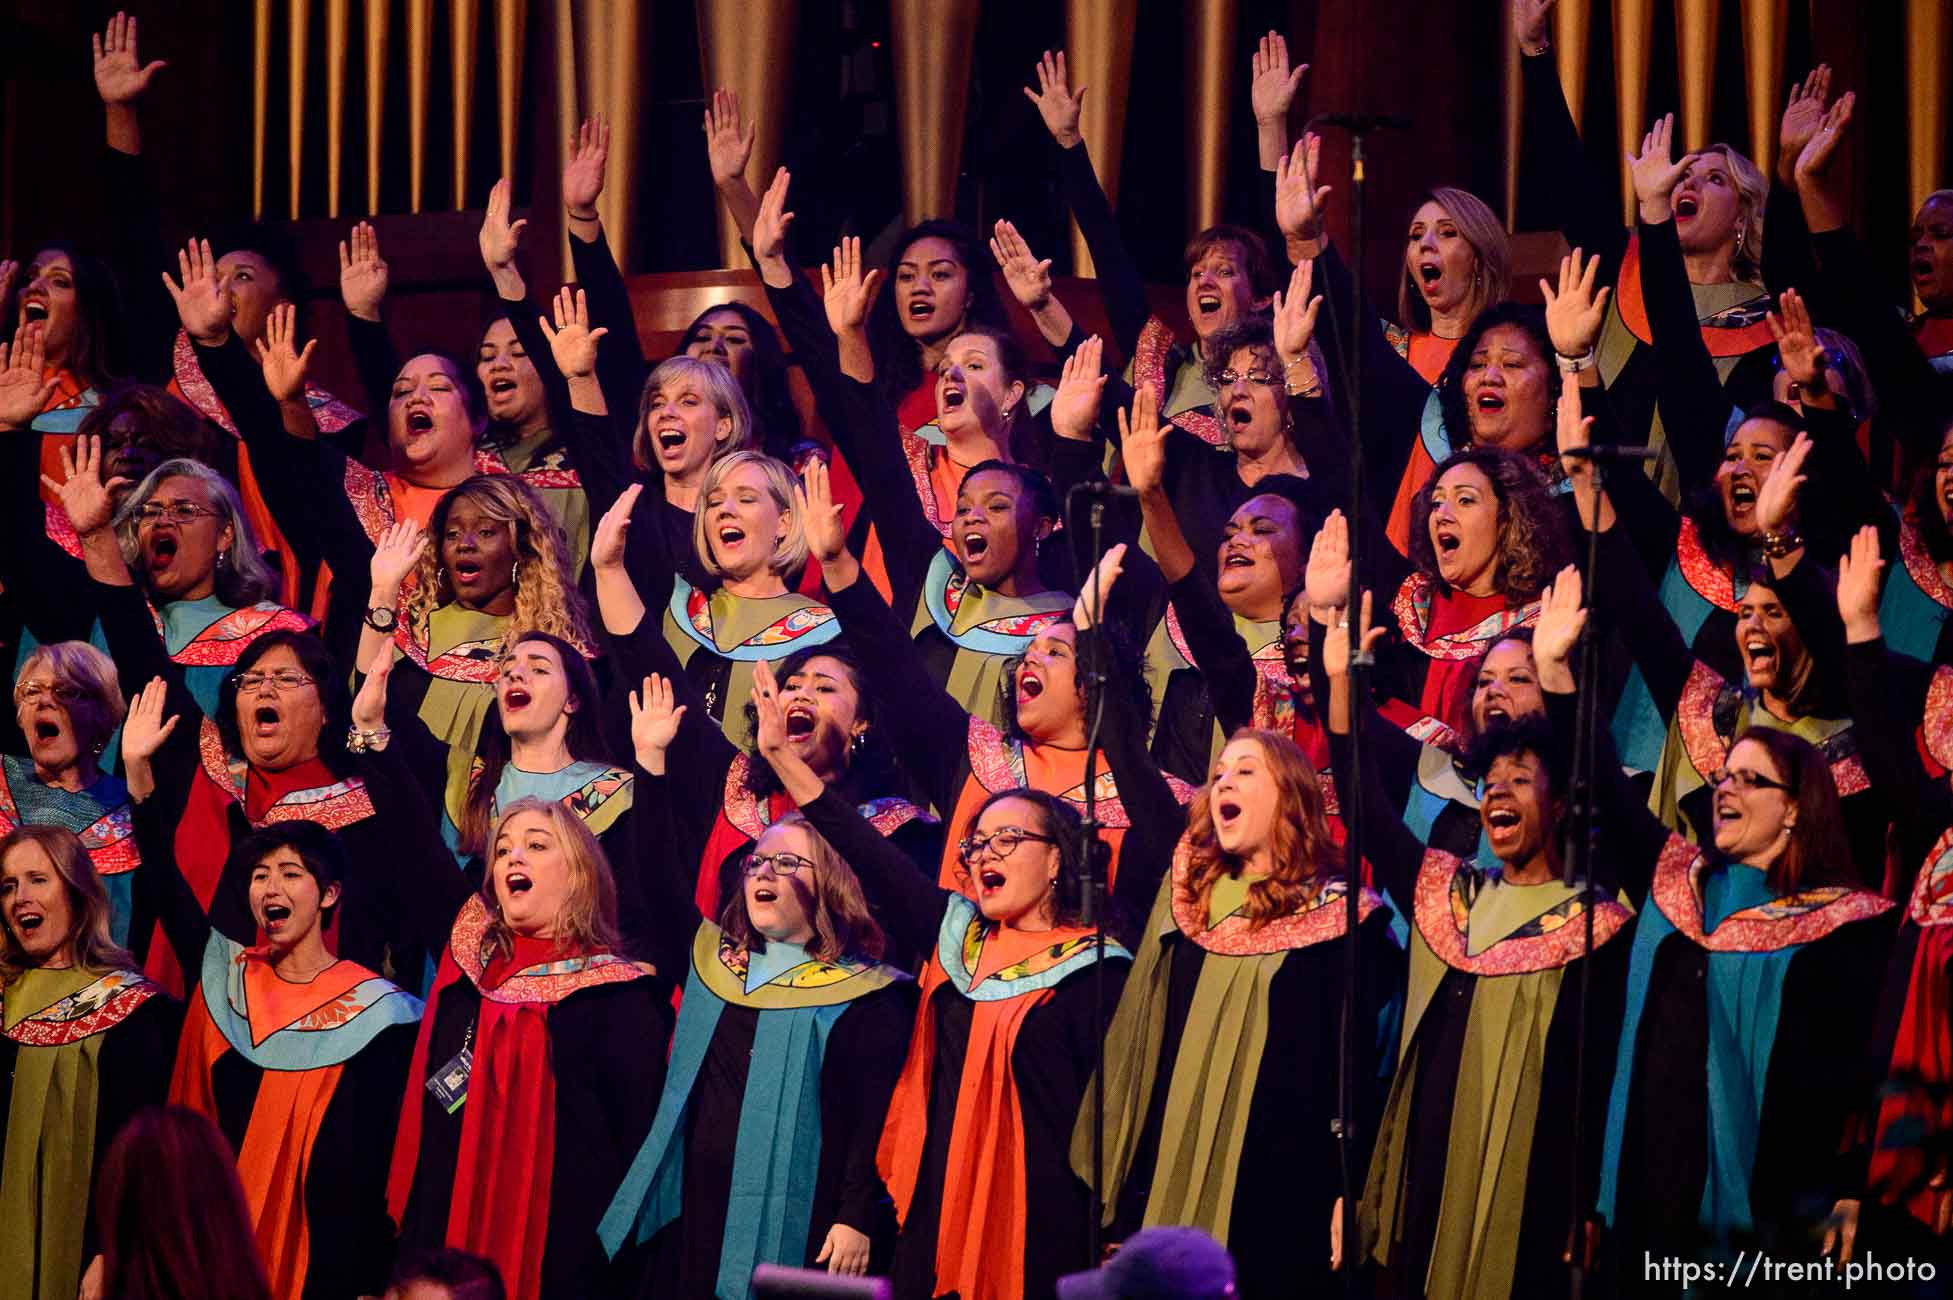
[
  {"x1": 41, "y1": 435, "x2": 309, "y2": 719},
  {"x1": 599, "y1": 672, "x2": 916, "y2": 1293}
]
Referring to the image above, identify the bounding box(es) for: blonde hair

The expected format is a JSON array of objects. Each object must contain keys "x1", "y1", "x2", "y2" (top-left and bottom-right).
[
  {"x1": 16, "y1": 641, "x2": 126, "y2": 755},
  {"x1": 718, "y1": 812, "x2": 886, "y2": 963},
  {"x1": 1397, "y1": 187, "x2": 1510, "y2": 333},
  {"x1": 633, "y1": 355, "x2": 755, "y2": 473},
  {"x1": 693, "y1": 450, "x2": 810, "y2": 579},
  {"x1": 1699, "y1": 144, "x2": 1769, "y2": 284},
  {"x1": 0, "y1": 826, "x2": 136, "y2": 982},
  {"x1": 478, "y1": 797, "x2": 623, "y2": 963},
  {"x1": 403, "y1": 475, "x2": 594, "y2": 655}
]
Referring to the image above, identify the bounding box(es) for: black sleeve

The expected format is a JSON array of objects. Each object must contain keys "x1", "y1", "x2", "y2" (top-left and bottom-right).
[
  {"x1": 1081, "y1": 624, "x2": 1187, "y2": 924},
  {"x1": 1052, "y1": 140, "x2": 1153, "y2": 355},
  {"x1": 0, "y1": 431, "x2": 96, "y2": 647},
  {"x1": 351, "y1": 740, "x2": 475, "y2": 956},
  {"x1": 552, "y1": 405, "x2": 641, "y2": 524},
  {"x1": 1519, "y1": 50, "x2": 1630, "y2": 284},
  {"x1": 1166, "y1": 570, "x2": 1256, "y2": 735},
  {"x1": 833, "y1": 376, "x2": 939, "y2": 611},
  {"x1": 100, "y1": 146, "x2": 177, "y2": 382},
  {"x1": 826, "y1": 985, "x2": 916, "y2": 1235},
  {"x1": 1761, "y1": 181, "x2": 1818, "y2": 299},
  {"x1": 1308, "y1": 242, "x2": 1432, "y2": 510},
  {"x1": 800, "y1": 786, "x2": 947, "y2": 958},
  {"x1": 825, "y1": 577, "x2": 973, "y2": 815},
  {"x1": 129, "y1": 784, "x2": 223, "y2": 965},
  {"x1": 569, "y1": 230, "x2": 651, "y2": 423},
  {"x1": 1326, "y1": 723, "x2": 1425, "y2": 915},
  {"x1": 346, "y1": 314, "x2": 402, "y2": 419},
  {"x1": 1844, "y1": 639, "x2": 1951, "y2": 875},
  {"x1": 1637, "y1": 217, "x2": 1730, "y2": 492},
  {"x1": 621, "y1": 760, "x2": 714, "y2": 980},
  {"x1": 1591, "y1": 521, "x2": 1695, "y2": 713},
  {"x1": 1305, "y1": 611, "x2": 1424, "y2": 814},
  {"x1": 1543, "y1": 686, "x2": 1671, "y2": 903},
  {"x1": 502, "y1": 288, "x2": 582, "y2": 459}
]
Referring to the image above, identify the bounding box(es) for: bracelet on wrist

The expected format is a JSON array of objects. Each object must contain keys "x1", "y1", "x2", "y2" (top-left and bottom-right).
[
  {"x1": 345, "y1": 726, "x2": 392, "y2": 754},
  {"x1": 566, "y1": 205, "x2": 599, "y2": 221},
  {"x1": 1556, "y1": 348, "x2": 1596, "y2": 374},
  {"x1": 1521, "y1": 39, "x2": 1551, "y2": 57},
  {"x1": 1758, "y1": 528, "x2": 1803, "y2": 559}
]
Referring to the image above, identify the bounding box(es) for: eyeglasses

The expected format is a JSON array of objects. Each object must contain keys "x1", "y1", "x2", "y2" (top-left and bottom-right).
[
  {"x1": 1709, "y1": 767, "x2": 1790, "y2": 794},
  {"x1": 234, "y1": 670, "x2": 316, "y2": 693},
  {"x1": 957, "y1": 826, "x2": 1057, "y2": 864},
  {"x1": 742, "y1": 850, "x2": 815, "y2": 878},
  {"x1": 13, "y1": 682, "x2": 84, "y2": 706},
  {"x1": 135, "y1": 502, "x2": 222, "y2": 528},
  {"x1": 1214, "y1": 369, "x2": 1279, "y2": 389}
]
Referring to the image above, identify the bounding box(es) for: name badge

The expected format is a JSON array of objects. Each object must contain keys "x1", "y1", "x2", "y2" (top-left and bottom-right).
[{"x1": 426, "y1": 1045, "x2": 473, "y2": 1114}]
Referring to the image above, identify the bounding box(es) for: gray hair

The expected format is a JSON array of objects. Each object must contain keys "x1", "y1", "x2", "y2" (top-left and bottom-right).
[
  {"x1": 113, "y1": 458, "x2": 279, "y2": 607},
  {"x1": 633, "y1": 354, "x2": 755, "y2": 472}
]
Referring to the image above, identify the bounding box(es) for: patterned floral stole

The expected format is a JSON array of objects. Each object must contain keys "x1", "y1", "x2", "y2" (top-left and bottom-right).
[
  {"x1": 963, "y1": 716, "x2": 1196, "y2": 829},
  {"x1": 1674, "y1": 661, "x2": 1870, "y2": 797},
  {"x1": 155, "y1": 601, "x2": 312, "y2": 667},
  {"x1": 1412, "y1": 846, "x2": 1635, "y2": 976},
  {"x1": 450, "y1": 895, "x2": 654, "y2": 1003},
  {"x1": 1391, "y1": 572, "x2": 1541, "y2": 662},
  {"x1": 198, "y1": 718, "x2": 376, "y2": 830},
  {"x1": 1649, "y1": 839, "x2": 1894, "y2": 952},
  {"x1": 1, "y1": 969, "x2": 160, "y2": 1046},
  {"x1": 1130, "y1": 317, "x2": 1225, "y2": 447},
  {"x1": 1166, "y1": 834, "x2": 1383, "y2": 955}
]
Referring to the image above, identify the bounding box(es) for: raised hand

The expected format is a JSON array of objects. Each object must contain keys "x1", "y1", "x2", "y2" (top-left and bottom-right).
[
  {"x1": 161, "y1": 237, "x2": 232, "y2": 345},
  {"x1": 252, "y1": 302, "x2": 318, "y2": 402},
  {"x1": 1071, "y1": 542, "x2": 1127, "y2": 632},
  {"x1": 1539, "y1": 249, "x2": 1612, "y2": 359},
  {"x1": 1754, "y1": 431, "x2": 1812, "y2": 535},
  {"x1": 752, "y1": 166, "x2": 796, "y2": 267},
  {"x1": 538, "y1": 286, "x2": 610, "y2": 380},
  {"x1": 1822, "y1": 1199, "x2": 1861, "y2": 1266},
  {"x1": 629, "y1": 674, "x2": 688, "y2": 765},
  {"x1": 751, "y1": 658, "x2": 791, "y2": 755},
  {"x1": 1531, "y1": 564, "x2": 1587, "y2": 682},
  {"x1": 591, "y1": 482, "x2": 641, "y2": 572},
  {"x1": 93, "y1": 11, "x2": 167, "y2": 105},
  {"x1": 1512, "y1": 0, "x2": 1559, "y2": 53},
  {"x1": 1024, "y1": 49, "x2": 1086, "y2": 149},
  {"x1": 1322, "y1": 589, "x2": 1383, "y2": 680},
  {"x1": 351, "y1": 640, "x2": 394, "y2": 733},
  {"x1": 1050, "y1": 336, "x2": 1108, "y2": 443},
  {"x1": 1274, "y1": 134, "x2": 1332, "y2": 243},
  {"x1": 1627, "y1": 114, "x2": 1697, "y2": 224},
  {"x1": 1834, "y1": 525, "x2": 1884, "y2": 642},
  {"x1": 41, "y1": 434, "x2": 129, "y2": 537},
  {"x1": 563, "y1": 114, "x2": 611, "y2": 216},
  {"x1": 1250, "y1": 32, "x2": 1307, "y2": 125},
  {"x1": 337, "y1": 220, "x2": 390, "y2": 321},
  {"x1": 1305, "y1": 508, "x2": 1351, "y2": 617},
  {"x1": 1765, "y1": 287, "x2": 1825, "y2": 387},
  {"x1": 1793, "y1": 90, "x2": 1855, "y2": 185},
  {"x1": 799, "y1": 457, "x2": 849, "y2": 564},
  {"x1": 990, "y1": 219, "x2": 1054, "y2": 312},
  {"x1": 119, "y1": 677, "x2": 181, "y2": 768},
  {"x1": 0, "y1": 325, "x2": 57, "y2": 430},
  {"x1": 1272, "y1": 258, "x2": 1323, "y2": 366},
  {"x1": 820, "y1": 237, "x2": 885, "y2": 337},
  {"x1": 368, "y1": 519, "x2": 427, "y2": 595},
  {"x1": 1777, "y1": 65, "x2": 1833, "y2": 186},
  {"x1": 1116, "y1": 384, "x2": 1168, "y2": 492},
  {"x1": 478, "y1": 177, "x2": 528, "y2": 276},
  {"x1": 704, "y1": 88, "x2": 756, "y2": 188}
]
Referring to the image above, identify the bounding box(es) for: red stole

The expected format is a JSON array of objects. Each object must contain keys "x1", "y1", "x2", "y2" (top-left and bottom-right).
[{"x1": 1869, "y1": 828, "x2": 1953, "y2": 1232}]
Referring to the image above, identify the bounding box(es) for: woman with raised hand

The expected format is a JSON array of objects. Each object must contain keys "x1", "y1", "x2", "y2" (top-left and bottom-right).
[
  {"x1": 1064, "y1": 550, "x2": 1399, "y2": 1300},
  {"x1": 1326, "y1": 574, "x2": 1637, "y2": 1300},
  {"x1": 12, "y1": 246, "x2": 128, "y2": 490},
  {"x1": 353, "y1": 479, "x2": 595, "y2": 829},
  {"x1": 598, "y1": 671, "x2": 915, "y2": 1295},
  {"x1": 44, "y1": 433, "x2": 309, "y2": 721},
  {"x1": 0, "y1": 645, "x2": 138, "y2": 943},
  {"x1": 789, "y1": 563, "x2": 1149, "y2": 1300},
  {"x1": 1517, "y1": 0, "x2": 1782, "y2": 488},
  {"x1": 119, "y1": 676, "x2": 421, "y2": 1300},
  {"x1": 0, "y1": 824, "x2": 175, "y2": 1300},
  {"x1": 1519, "y1": 577, "x2": 1899, "y2": 1283},
  {"x1": 351, "y1": 641, "x2": 671, "y2": 1300},
  {"x1": 592, "y1": 486, "x2": 939, "y2": 933},
  {"x1": 1559, "y1": 386, "x2": 1888, "y2": 879},
  {"x1": 805, "y1": 454, "x2": 1190, "y2": 890}
]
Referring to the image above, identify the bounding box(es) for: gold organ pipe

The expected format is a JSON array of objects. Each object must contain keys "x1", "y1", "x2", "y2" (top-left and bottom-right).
[
  {"x1": 1064, "y1": 0, "x2": 1138, "y2": 278},
  {"x1": 1908, "y1": 0, "x2": 1951, "y2": 232},
  {"x1": 1739, "y1": 0, "x2": 1788, "y2": 179},
  {"x1": 288, "y1": 0, "x2": 313, "y2": 218},
  {"x1": 1183, "y1": 0, "x2": 1238, "y2": 237},
  {"x1": 407, "y1": 0, "x2": 433, "y2": 213},
  {"x1": 1502, "y1": 28, "x2": 1522, "y2": 231},
  {"x1": 1674, "y1": 0, "x2": 1721, "y2": 154},
  {"x1": 888, "y1": 0, "x2": 983, "y2": 227},
  {"x1": 253, "y1": 0, "x2": 271, "y2": 219},
  {"x1": 1554, "y1": 0, "x2": 1592, "y2": 130},
  {"x1": 697, "y1": 0, "x2": 804, "y2": 269},
  {"x1": 495, "y1": 0, "x2": 527, "y2": 184},
  {"x1": 451, "y1": 0, "x2": 481, "y2": 209},
  {"x1": 326, "y1": 0, "x2": 348, "y2": 217},
  {"x1": 1612, "y1": 0, "x2": 1654, "y2": 224},
  {"x1": 365, "y1": 0, "x2": 389, "y2": 214}
]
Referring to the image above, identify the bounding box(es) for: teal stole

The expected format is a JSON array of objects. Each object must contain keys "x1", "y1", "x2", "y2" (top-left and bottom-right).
[
  {"x1": 1879, "y1": 521, "x2": 1953, "y2": 664},
  {"x1": 599, "y1": 924, "x2": 908, "y2": 1298}
]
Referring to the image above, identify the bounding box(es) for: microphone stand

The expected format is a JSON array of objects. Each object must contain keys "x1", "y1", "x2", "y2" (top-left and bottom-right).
[{"x1": 1065, "y1": 484, "x2": 1113, "y2": 1269}]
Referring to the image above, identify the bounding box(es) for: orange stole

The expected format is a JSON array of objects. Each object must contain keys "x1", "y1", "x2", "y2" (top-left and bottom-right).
[
  {"x1": 937, "y1": 743, "x2": 1128, "y2": 894},
  {"x1": 169, "y1": 955, "x2": 376, "y2": 1300},
  {"x1": 876, "y1": 922, "x2": 1093, "y2": 1300}
]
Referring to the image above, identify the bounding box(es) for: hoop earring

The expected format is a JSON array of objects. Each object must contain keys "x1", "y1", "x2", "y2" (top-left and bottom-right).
[{"x1": 436, "y1": 565, "x2": 447, "y2": 594}]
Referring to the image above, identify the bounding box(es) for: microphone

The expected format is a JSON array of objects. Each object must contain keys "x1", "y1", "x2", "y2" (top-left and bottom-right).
[
  {"x1": 1311, "y1": 112, "x2": 1413, "y2": 132},
  {"x1": 1558, "y1": 445, "x2": 1663, "y2": 461},
  {"x1": 1066, "y1": 481, "x2": 1143, "y2": 499}
]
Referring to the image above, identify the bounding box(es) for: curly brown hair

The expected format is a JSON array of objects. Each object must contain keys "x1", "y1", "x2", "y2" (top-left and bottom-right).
[
  {"x1": 403, "y1": 475, "x2": 594, "y2": 655},
  {"x1": 1178, "y1": 729, "x2": 1338, "y2": 929},
  {"x1": 1407, "y1": 447, "x2": 1570, "y2": 604}
]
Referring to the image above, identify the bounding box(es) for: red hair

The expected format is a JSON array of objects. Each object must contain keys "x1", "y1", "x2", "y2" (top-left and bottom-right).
[{"x1": 1179, "y1": 729, "x2": 1338, "y2": 928}]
